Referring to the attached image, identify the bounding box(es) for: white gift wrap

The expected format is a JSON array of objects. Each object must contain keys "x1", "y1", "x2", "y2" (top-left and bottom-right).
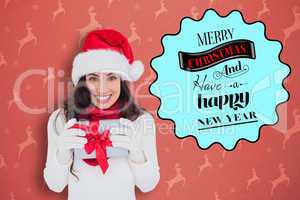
[{"x1": 73, "y1": 119, "x2": 129, "y2": 159}]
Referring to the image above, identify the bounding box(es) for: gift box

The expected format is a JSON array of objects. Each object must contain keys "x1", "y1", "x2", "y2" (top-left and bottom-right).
[{"x1": 73, "y1": 119, "x2": 129, "y2": 159}]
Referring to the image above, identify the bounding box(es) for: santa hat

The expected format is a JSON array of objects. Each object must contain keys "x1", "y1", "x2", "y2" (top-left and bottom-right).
[{"x1": 71, "y1": 29, "x2": 144, "y2": 85}]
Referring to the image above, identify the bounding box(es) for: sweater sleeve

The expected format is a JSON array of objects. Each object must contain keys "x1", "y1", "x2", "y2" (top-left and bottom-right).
[
  {"x1": 43, "y1": 108, "x2": 72, "y2": 193},
  {"x1": 128, "y1": 112, "x2": 160, "y2": 193}
]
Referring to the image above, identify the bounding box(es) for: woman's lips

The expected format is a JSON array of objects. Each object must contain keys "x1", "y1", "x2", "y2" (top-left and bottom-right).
[{"x1": 95, "y1": 94, "x2": 112, "y2": 104}]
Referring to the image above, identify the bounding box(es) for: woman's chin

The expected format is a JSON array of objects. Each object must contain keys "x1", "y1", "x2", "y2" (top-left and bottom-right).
[
  {"x1": 94, "y1": 104, "x2": 108, "y2": 109},
  {"x1": 93, "y1": 101, "x2": 113, "y2": 110},
  {"x1": 91, "y1": 95, "x2": 119, "y2": 109}
]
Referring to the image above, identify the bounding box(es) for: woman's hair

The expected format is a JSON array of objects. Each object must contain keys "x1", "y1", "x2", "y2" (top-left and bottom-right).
[{"x1": 58, "y1": 75, "x2": 146, "y2": 180}]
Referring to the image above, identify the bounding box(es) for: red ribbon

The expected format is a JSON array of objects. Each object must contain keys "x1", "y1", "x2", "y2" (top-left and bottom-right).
[{"x1": 69, "y1": 120, "x2": 112, "y2": 174}]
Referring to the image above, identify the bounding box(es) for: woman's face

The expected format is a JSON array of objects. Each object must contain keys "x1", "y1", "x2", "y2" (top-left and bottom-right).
[{"x1": 85, "y1": 72, "x2": 121, "y2": 109}]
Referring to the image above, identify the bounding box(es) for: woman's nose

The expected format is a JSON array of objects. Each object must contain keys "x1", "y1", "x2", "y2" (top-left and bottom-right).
[{"x1": 94, "y1": 79, "x2": 109, "y2": 93}]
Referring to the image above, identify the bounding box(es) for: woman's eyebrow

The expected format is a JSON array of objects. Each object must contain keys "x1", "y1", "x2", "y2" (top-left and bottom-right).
[
  {"x1": 88, "y1": 73, "x2": 115, "y2": 76},
  {"x1": 87, "y1": 73, "x2": 99, "y2": 77}
]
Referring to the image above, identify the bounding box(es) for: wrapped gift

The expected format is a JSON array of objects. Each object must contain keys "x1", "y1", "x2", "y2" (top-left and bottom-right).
[{"x1": 73, "y1": 119, "x2": 129, "y2": 160}]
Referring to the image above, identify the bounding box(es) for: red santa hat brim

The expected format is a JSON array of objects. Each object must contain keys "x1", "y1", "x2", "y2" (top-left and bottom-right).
[{"x1": 72, "y1": 49, "x2": 144, "y2": 85}]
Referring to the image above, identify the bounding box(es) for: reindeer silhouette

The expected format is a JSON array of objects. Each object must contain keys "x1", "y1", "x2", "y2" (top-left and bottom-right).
[
  {"x1": 198, "y1": 154, "x2": 212, "y2": 176},
  {"x1": 8, "y1": 89, "x2": 23, "y2": 111},
  {"x1": 270, "y1": 163, "x2": 290, "y2": 196},
  {"x1": 17, "y1": 23, "x2": 37, "y2": 56},
  {"x1": 214, "y1": 192, "x2": 221, "y2": 200},
  {"x1": 257, "y1": 0, "x2": 270, "y2": 19},
  {"x1": 246, "y1": 168, "x2": 260, "y2": 190},
  {"x1": 52, "y1": 0, "x2": 66, "y2": 21},
  {"x1": 282, "y1": 108, "x2": 300, "y2": 149},
  {"x1": 18, "y1": 126, "x2": 37, "y2": 160},
  {"x1": 128, "y1": 22, "x2": 141, "y2": 45},
  {"x1": 0, "y1": 52, "x2": 7, "y2": 67},
  {"x1": 77, "y1": 6, "x2": 102, "y2": 47},
  {"x1": 10, "y1": 192, "x2": 16, "y2": 200},
  {"x1": 0, "y1": 154, "x2": 7, "y2": 169},
  {"x1": 190, "y1": 6, "x2": 200, "y2": 19},
  {"x1": 166, "y1": 162, "x2": 186, "y2": 196},
  {"x1": 283, "y1": 6, "x2": 300, "y2": 46},
  {"x1": 154, "y1": 0, "x2": 168, "y2": 20}
]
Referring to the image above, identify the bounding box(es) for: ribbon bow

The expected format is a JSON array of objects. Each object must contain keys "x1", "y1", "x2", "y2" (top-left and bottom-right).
[{"x1": 69, "y1": 120, "x2": 112, "y2": 174}]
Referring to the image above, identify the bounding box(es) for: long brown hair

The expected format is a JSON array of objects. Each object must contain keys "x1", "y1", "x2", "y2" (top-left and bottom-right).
[{"x1": 61, "y1": 75, "x2": 145, "y2": 180}]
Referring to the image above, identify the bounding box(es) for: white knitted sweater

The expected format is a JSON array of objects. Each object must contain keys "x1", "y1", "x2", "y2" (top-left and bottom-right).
[{"x1": 43, "y1": 108, "x2": 160, "y2": 200}]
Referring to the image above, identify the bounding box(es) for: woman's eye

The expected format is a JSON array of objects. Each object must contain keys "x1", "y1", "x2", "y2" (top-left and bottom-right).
[
  {"x1": 88, "y1": 77, "x2": 97, "y2": 81},
  {"x1": 108, "y1": 76, "x2": 117, "y2": 81}
]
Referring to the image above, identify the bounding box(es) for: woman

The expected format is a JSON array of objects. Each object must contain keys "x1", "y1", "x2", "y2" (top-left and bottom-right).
[{"x1": 43, "y1": 29, "x2": 160, "y2": 200}]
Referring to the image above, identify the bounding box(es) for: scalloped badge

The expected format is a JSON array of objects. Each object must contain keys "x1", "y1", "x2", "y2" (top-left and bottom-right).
[{"x1": 150, "y1": 9, "x2": 290, "y2": 150}]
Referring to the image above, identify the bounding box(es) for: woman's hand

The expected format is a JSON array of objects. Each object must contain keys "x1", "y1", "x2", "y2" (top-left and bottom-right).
[
  {"x1": 56, "y1": 118, "x2": 87, "y2": 165},
  {"x1": 109, "y1": 118, "x2": 147, "y2": 164}
]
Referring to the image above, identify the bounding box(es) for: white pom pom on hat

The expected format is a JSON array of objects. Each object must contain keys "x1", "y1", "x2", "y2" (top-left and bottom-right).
[{"x1": 71, "y1": 29, "x2": 145, "y2": 85}]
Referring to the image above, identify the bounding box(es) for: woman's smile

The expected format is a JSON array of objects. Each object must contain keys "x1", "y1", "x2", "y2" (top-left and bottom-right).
[{"x1": 95, "y1": 94, "x2": 112, "y2": 104}]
